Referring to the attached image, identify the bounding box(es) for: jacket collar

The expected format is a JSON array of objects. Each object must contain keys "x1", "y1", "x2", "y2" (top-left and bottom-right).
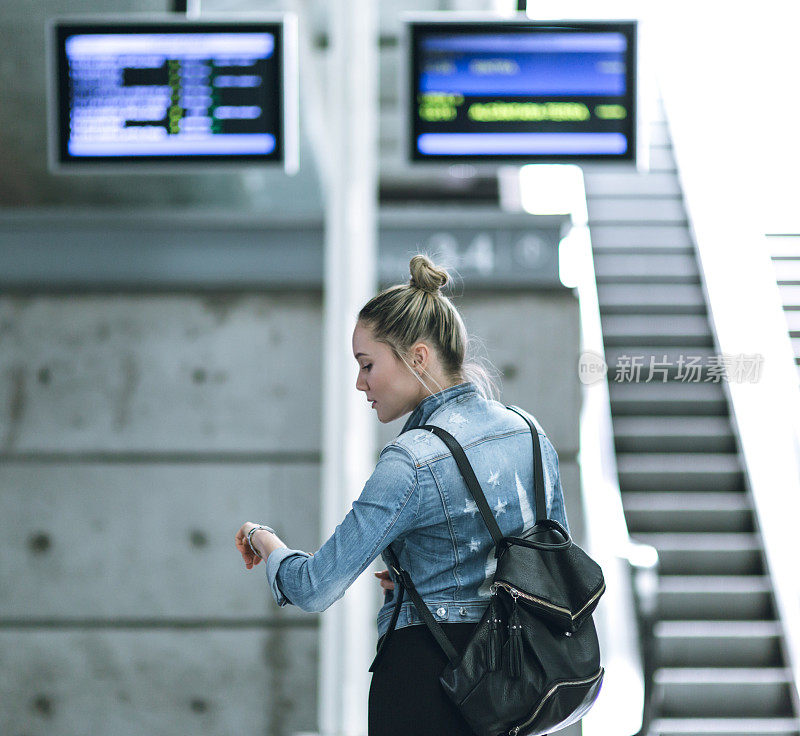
[{"x1": 400, "y1": 381, "x2": 478, "y2": 435}]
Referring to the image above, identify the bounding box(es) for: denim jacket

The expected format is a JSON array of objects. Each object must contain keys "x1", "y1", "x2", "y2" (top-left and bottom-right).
[{"x1": 265, "y1": 381, "x2": 569, "y2": 640}]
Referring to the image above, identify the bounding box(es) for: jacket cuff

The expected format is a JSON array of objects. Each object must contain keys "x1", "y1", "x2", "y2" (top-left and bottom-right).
[{"x1": 265, "y1": 546, "x2": 310, "y2": 607}]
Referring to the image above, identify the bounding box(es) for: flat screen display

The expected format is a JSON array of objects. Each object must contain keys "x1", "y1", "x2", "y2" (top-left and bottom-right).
[
  {"x1": 407, "y1": 20, "x2": 637, "y2": 163},
  {"x1": 49, "y1": 17, "x2": 296, "y2": 171}
]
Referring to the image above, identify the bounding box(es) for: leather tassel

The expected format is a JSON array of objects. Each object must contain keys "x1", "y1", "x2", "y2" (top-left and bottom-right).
[
  {"x1": 487, "y1": 598, "x2": 502, "y2": 671},
  {"x1": 508, "y1": 598, "x2": 523, "y2": 678}
]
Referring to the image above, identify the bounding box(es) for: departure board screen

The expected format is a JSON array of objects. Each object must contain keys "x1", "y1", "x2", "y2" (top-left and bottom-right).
[
  {"x1": 408, "y1": 20, "x2": 637, "y2": 163},
  {"x1": 50, "y1": 18, "x2": 296, "y2": 170}
]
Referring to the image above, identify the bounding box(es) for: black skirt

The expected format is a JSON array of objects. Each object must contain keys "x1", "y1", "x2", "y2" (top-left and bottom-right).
[{"x1": 368, "y1": 622, "x2": 478, "y2": 736}]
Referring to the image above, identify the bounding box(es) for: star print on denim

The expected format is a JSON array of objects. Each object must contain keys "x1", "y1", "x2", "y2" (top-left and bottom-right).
[
  {"x1": 464, "y1": 499, "x2": 479, "y2": 516},
  {"x1": 447, "y1": 411, "x2": 468, "y2": 428},
  {"x1": 412, "y1": 431, "x2": 432, "y2": 446},
  {"x1": 468, "y1": 538, "x2": 480, "y2": 552},
  {"x1": 487, "y1": 469, "x2": 501, "y2": 487},
  {"x1": 494, "y1": 498, "x2": 508, "y2": 515}
]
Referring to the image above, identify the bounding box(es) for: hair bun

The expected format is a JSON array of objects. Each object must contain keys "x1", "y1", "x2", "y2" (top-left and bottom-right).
[{"x1": 409, "y1": 254, "x2": 449, "y2": 294}]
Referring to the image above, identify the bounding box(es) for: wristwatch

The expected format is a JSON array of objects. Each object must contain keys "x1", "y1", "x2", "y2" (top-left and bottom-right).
[{"x1": 247, "y1": 524, "x2": 276, "y2": 559}]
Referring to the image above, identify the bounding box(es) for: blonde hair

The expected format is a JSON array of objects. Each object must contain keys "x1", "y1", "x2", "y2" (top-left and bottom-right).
[{"x1": 357, "y1": 254, "x2": 500, "y2": 401}]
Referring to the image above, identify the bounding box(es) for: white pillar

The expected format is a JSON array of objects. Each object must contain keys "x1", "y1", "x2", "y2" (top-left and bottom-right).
[
  {"x1": 185, "y1": 0, "x2": 201, "y2": 18},
  {"x1": 318, "y1": 2, "x2": 379, "y2": 735}
]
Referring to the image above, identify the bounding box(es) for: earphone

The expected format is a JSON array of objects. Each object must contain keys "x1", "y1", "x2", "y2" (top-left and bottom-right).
[{"x1": 404, "y1": 355, "x2": 444, "y2": 396}]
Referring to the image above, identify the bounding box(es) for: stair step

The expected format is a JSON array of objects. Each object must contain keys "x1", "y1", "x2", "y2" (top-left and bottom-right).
[
  {"x1": 617, "y1": 453, "x2": 744, "y2": 492},
  {"x1": 594, "y1": 253, "x2": 699, "y2": 283},
  {"x1": 655, "y1": 621, "x2": 784, "y2": 668},
  {"x1": 584, "y1": 170, "x2": 681, "y2": 197},
  {"x1": 623, "y1": 492, "x2": 753, "y2": 533},
  {"x1": 604, "y1": 346, "x2": 719, "y2": 381},
  {"x1": 602, "y1": 314, "x2": 712, "y2": 346},
  {"x1": 613, "y1": 416, "x2": 736, "y2": 453},
  {"x1": 777, "y1": 284, "x2": 800, "y2": 307},
  {"x1": 650, "y1": 717, "x2": 800, "y2": 736},
  {"x1": 590, "y1": 224, "x2": 694, "y2": 250},
  {"x1": 634, "y1": 533, "x2": 762, "y2": 575},
  {"x1": 783, "y1": 311, "x2": 800, "y2": 332},
  {"x1": 609, "y1": 381, "x2": 728, "y2": 416},
  {"x1": 655, "y1": 668, "x2": 794, "y2": 718},
  {"x1": 588, "y1": 196, "x2": 686, "y2": 224},
  {"x1": 591, "y1": 246, "x2": 695, "y2": 257},
  {"x1": 772, "y1": 259, "x2": 800, "y2": 283},
  {"x1": 597, "y1": 283, "x2": 706, "y2": 314},
  {"x1": 648, "y1": 148, "x2": 678, "y2": 172},
  {"x1": 658, "y1": 576, "x2": 773, "y2": 620},
  {"x1": 768, "y1": 235, "x2": 800, "y2": 258}
]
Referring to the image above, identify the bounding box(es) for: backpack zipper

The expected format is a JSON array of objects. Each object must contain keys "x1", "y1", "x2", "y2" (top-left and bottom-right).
[
  {"x1": 492, "y1": 580, "x2": 605, "y2": 621},
  {"x1": 508, "y1": 670, "x2": 603, "y2": 736}
]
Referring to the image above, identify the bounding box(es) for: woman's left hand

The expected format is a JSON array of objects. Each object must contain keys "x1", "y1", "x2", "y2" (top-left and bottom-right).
[
  {"x1": 235, "y1": 522, "x2": 264, "y2": 570},
  {"x1": 235, "y1": 522, "x2": 289, "y2": 571}
]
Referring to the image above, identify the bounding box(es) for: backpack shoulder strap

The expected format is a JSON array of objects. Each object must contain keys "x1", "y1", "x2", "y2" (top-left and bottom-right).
[{"x1": 419, "y1": 424, "x2": 505, "y2": 545}]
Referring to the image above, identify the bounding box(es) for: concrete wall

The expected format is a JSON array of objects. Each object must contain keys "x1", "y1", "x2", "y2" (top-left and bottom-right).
[{"x1": 0, "y1": 288, "x2": 580, "y2": 735}]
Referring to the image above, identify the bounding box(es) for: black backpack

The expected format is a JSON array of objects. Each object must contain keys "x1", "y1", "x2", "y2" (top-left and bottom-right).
[{"x1": 369, "y1": 405, "x2": 604, "y2": 736}]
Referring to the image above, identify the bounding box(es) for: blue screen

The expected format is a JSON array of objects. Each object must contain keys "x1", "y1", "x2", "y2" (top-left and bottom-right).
[{"x1": 410, "y1": 23, "x2": 636, "y2": 162}]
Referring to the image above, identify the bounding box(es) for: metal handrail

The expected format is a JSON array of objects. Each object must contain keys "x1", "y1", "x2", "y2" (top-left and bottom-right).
[{"x1": 554, "y1": 169, "x2": 658, "y2": 736}]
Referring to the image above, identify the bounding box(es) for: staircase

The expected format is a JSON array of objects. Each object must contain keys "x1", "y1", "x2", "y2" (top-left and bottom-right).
[{"x1": 585, "y1": 109, "x2": 800, "y2": 736}]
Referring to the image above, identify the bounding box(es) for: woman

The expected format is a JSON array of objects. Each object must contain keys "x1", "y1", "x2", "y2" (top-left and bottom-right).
[{"x1": 235, "y1": 254, "x2": 569, "y2": 735}]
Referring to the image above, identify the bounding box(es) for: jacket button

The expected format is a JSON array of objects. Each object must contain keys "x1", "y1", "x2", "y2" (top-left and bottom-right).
[
  {"x1": 459, "y1": 607, "x2": 467, "y2": 616},
  {"x1": 436, "y1": 607, "x2": 446, "y2": 618}
]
